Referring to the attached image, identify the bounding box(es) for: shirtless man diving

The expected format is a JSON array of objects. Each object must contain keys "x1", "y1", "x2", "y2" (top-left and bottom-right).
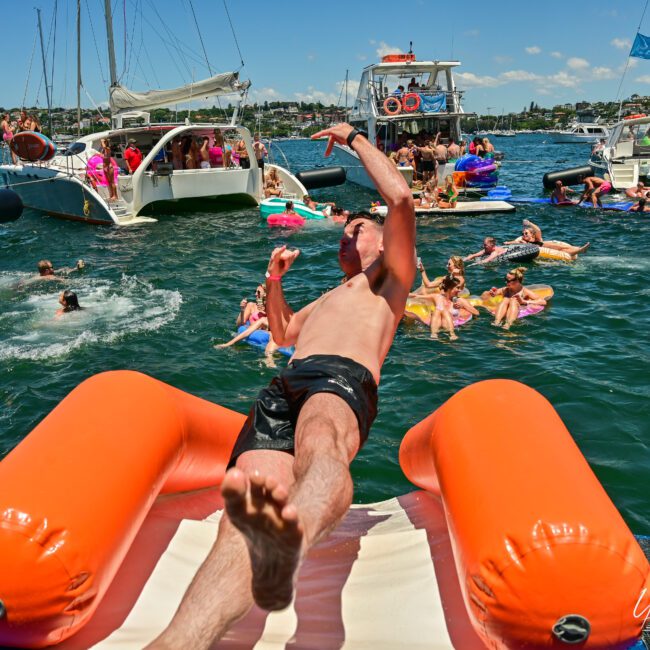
[{"x1": 148, "y1": 123, "x2": 416, "y2": 649}]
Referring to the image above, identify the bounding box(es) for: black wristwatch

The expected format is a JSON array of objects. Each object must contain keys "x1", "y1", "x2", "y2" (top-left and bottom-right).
[{"x1": 346, "y1": 128, "x2": 367, "y2": 149}]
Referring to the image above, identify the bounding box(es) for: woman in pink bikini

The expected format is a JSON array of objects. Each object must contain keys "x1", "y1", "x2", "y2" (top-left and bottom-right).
[{"x1": 1, "y1": 113, "x2": 17, "y2": 164}]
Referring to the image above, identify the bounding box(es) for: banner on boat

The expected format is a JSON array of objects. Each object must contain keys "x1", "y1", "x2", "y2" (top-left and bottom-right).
[{"x1": 419, "y1": 92, "x2": 447, "y2": 113}]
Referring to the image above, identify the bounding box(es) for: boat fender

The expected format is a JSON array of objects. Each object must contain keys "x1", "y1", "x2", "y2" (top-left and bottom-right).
[
  {"x1": 543, "y1": 165, "x2": 594, "y2": 190},
  {"x1": 399, "y1": 379, "x2": 650, "y2": 650},
  {"x1": 0, "y1": 189, "x2": 23, "y2": 222},
  {"x1": 402, "y1": 93, "x2": 421, "y2": 112},
  {"x1": 624, "y1": 113, "x2": 646, "y2": 120},
  {"x1": 383, "y1": 97, "x2": 402, "y2": 115},
  {"x1": 296, "y1": 166, "x2": 346, "y2": 190}
]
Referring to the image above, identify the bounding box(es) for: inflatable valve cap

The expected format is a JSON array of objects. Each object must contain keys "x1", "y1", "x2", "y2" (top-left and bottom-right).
[{"x1": 552, "y1": 614, "x2": 590, "y2": 644}]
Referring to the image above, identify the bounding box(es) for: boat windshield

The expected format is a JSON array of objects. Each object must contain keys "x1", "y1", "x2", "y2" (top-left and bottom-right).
[{"x1": 610, "y1": 120, "x2": 650, "y2": 147}]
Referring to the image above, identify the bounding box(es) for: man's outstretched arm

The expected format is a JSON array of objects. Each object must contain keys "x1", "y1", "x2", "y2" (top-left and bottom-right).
[{"x1": 311, "y1": 123, "x2": 415, "y2": 288}]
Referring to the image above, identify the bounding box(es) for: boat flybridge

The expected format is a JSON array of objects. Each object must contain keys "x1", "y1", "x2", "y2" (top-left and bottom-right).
[
  {"x1": 592, "y1": 113, "x2": 650, "y2": 189},
  {"x1": 333, "y1": 53, "x2": 473, "y2": 190}
]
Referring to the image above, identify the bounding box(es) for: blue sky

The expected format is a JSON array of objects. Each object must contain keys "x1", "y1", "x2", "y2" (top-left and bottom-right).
[{"x1": 2, "y1": 0, "x2": 650, "y2": 114}]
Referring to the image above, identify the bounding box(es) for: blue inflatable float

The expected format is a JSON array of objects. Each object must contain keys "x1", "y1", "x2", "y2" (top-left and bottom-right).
[{"x1": 237, "y1": 326, "x2": 294, "y2": 357}]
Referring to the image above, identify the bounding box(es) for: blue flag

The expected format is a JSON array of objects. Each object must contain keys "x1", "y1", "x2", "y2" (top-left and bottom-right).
[{"x1": 630, "y1": 32, "x2": 650, "y2": 59}]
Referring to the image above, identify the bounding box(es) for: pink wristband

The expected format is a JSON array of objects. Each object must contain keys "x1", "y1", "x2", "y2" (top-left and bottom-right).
[{"x1": 266, "y1": 274, "x2": 282, "y2": 282}]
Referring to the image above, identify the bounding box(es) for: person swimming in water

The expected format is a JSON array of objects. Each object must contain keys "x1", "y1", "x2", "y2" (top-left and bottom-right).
[
  {"x1": 482, "y1": 266, "x2": 546, "y2": 330},
  {"x1": 504, "y1": 220, "x2": 590, "y2": 259},
  {"x1": 463, "y1": 237, "x2": 508, "y2": 264},
  {"x1": 55, "y1": 290, "x2": 83, "y2": 317},
  {"x1": 550, "y1": 180, "x2": 578, "y2": 205}
]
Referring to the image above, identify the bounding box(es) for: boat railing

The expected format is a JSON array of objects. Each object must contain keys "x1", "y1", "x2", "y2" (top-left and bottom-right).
[{"x1": 373, "y1": 89, "x2": 464, "y2": 116}]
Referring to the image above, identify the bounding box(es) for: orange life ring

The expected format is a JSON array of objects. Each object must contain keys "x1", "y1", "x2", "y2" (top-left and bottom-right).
[
  {"x1": 402, "y1": 93, "x2": 421, "y2": 112},
  {"x1": 624, "y1": 113, "x2": 646, "y2": 120},
  {"x1": 383, "y1": 97, "x2": 402, "y2": 116}
]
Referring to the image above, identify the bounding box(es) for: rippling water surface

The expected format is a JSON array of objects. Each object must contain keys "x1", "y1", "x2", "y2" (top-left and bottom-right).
[{"x1": 1, "y1": 135, "x2": 649, "y2": 533}]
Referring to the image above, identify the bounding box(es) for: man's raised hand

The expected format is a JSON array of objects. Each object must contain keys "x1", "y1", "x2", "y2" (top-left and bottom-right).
[
  {"x1": 311, "y1": 123, "x2": 355, "y2": 157},
  {"x1": 267, "y1": 245, "x2": 300, "y2": 278}
]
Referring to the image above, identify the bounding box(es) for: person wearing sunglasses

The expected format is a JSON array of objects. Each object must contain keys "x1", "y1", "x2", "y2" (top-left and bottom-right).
[
  {"x1": 150, "y1": 123, "x2": 415, "y2": 647},
  {"x1": 485, "y1": 266, "x2": 547, "y2": 330},
  {"x1": 504, "y1": 219, "x2": 590, "y2": 259}
]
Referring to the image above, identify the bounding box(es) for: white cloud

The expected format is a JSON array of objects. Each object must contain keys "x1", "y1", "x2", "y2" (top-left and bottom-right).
[
  {"x1": 591, "y1": 66, "x2": 616, "y2": 80},
  {"x1": 248, "y1": 87, "x2": 281, "y2": 102},
  {"x1": 567, "y1": 57, "x2": 589, "y2": 70},
  {"x1": 550, "y1": 51, "x2": 563, "y2": 59},
  {"x1": 500, "y1": 70, "x2": 541, "y2": 82},
  {"x1": 635, "y1": 75, "x2": 650, "y2": 83},
  {"x1": 294, "y1": 88, "x2": 340, "y2": 105},
  {"x1": 547, "y1": 71, "x2": 581, "y2": 88},
  {"x1": 629, "y1": 58, "x2": 639, "y2": 68},
  {"x1": 454, "y1": 71, "x2": 501, "y2": 87},
  {"x1": 611, "y1": 37, "x2": 631, "y2": 50},
  {"x1": 335, "y1": 79, "x2": 360, "y2": 99},
  {"x1": 375, "y1": 41, "x2": 403, "y2": 58},
  {"x1": 525, "y1": 46, "x2": 541, "y2": 55}
]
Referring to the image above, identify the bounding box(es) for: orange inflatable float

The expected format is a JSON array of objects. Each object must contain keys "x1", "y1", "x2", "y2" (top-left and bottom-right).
[
  {"x1": 0, "y1": 372, "x2": 648, "y2": 648},
  {"x1": 400, "y1": 379, "x2": 650, "y2": 649},
  {"x1": 0, "y1": 370, "x2": 245, "y2": 648}
]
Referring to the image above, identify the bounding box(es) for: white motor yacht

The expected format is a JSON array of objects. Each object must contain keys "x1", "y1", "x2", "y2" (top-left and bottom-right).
[
  {"x1": 550, "y1": 110, "x2": 609, "y2": 144},
  {"x1": 593, "y1": 114, "x2": 650, "y2": 189},
  {"x1": 333, "y1": 52, "x2": 473, "y2": 190}
]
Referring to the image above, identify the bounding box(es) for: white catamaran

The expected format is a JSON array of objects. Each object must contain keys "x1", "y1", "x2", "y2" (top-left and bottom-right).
[{"x1": 0, "y1": 1, "x2": 306, "y2": 226}]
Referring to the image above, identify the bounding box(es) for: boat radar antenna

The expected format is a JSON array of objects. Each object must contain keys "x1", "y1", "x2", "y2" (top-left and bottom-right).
[{"x1": 408, "y1": 41, "x2": 413, "y2": 54}]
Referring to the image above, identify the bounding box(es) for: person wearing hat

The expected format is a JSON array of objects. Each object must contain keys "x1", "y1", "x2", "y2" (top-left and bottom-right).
[{"x1": 124, "y1": 138, "x2": 143, "y2": 174}]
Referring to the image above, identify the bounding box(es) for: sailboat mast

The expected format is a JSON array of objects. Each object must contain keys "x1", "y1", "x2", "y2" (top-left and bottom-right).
[
  {"x1": 36, "y1": 8, "x2": 53, "y2": 136},
  {"x1": 345, "y1": 69, "x2": 349, "y2": 121},
  {"x1": 77, "y1": 0, "x2": 81, "y2": 137},
  {"x1": 104, "y1": 0, "x2": 118, "y2": 88}
]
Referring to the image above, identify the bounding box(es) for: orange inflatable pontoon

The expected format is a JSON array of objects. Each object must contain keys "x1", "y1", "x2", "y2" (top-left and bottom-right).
[{"x1": 0, "y1": 372, "x2": 648, "y2": 648}]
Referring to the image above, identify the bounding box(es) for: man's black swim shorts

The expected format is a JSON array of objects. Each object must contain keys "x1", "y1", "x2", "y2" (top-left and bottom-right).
[{"x1": 228, "y1": 354, "x2": 378, "y2": 465}]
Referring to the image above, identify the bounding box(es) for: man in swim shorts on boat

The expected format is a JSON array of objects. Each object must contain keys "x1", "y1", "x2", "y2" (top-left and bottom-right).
[{"x1": 148, "y1": 123, "x2": 415, "y2": 649}]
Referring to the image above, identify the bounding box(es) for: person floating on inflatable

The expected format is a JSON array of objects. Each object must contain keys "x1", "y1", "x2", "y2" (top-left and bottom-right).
[
  {"x1": 463, "y1": 236, "x2": 508, "y2": 265},
  {"x1": 504, "y1": 220, "x2": 590, "y2": 260},
  {"x1": 482, "y1": 267, "x2": 547, "y2": 330}
]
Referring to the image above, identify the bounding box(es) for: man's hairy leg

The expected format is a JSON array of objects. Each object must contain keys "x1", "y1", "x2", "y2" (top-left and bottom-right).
[
  {"x1": 224, "y1": 392, "x2": 361, "y2": 613},
  {"x1": 290, "y1": 393, "x2": 360, "y2": 547},
  {"x1": 145, "y1": 450, "x2": 294, "y2": 650}
]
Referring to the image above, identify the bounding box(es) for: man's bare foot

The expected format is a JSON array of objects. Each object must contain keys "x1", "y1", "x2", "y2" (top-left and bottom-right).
[
  {"x1": 578, "y1": 242, "x2": 591, "y2": 254},
  {"x1": 430, "y1": 332, "x2": 438, "y2": 339},
  {"x1": 222, "y1": 468, "x2": 303, "y2": 611},
  {"x1": 503, "y1": 322, "x2": 511, "y2": 331},
  {"x1": 449, "y1": 333, "x2": 459, "y2": 341}
]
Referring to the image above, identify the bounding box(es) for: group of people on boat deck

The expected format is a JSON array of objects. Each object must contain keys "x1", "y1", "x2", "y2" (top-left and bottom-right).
[{"x1": 383, "y1": 130, "x2": 465, "y2": 183}]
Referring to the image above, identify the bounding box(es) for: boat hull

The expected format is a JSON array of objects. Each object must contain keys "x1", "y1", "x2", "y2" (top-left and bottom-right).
[{"x1": 0, "y1": 165, "x2": 116, "y2": 225}]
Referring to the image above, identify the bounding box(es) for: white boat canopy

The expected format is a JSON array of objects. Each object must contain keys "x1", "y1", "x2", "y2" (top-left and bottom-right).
[{"x1": 109, "y1": 72, "x2": 251, "y2": 115}]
